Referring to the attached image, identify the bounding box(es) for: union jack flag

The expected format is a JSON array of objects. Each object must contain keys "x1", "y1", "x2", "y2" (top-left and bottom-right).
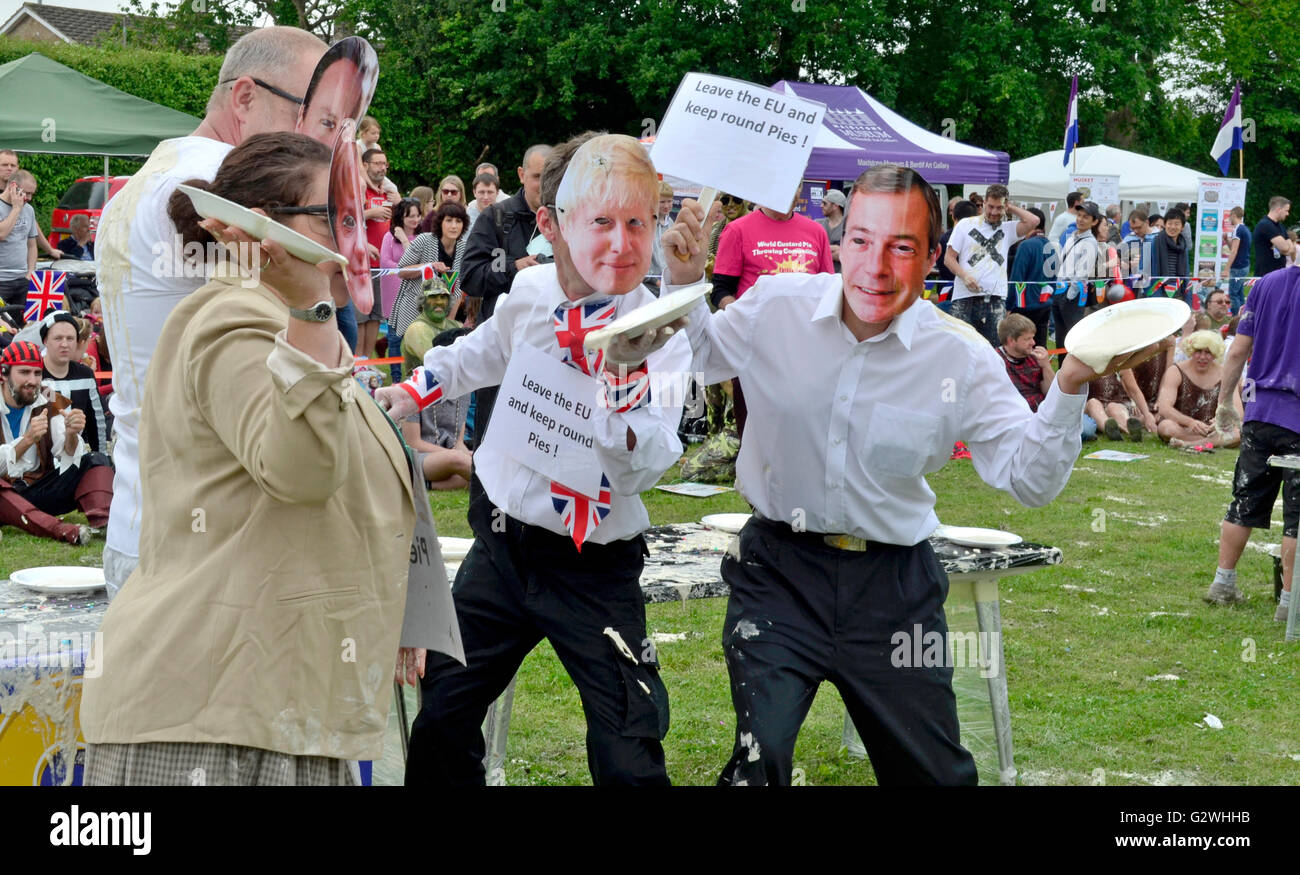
[
  {"x1": 553, "y1": 298, "x2": 617, "y2": 377},
  {"x1": 24, "y1": 270, "x2": 65, "y2": 322},
  {"x1": 399, "y1": 365, "x2": 446, "y2": 410},
  {"x1": 601, "y1": 363, "x2": 651, "y2": 412},
  {"x1": 550, "y1": 473, "x2": 612, "y2": 551}
]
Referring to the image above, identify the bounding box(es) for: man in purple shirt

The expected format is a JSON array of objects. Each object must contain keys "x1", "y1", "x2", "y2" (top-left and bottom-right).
[{"x1": 1206, "y1": 266, "x2": 1300, "y2": 623}]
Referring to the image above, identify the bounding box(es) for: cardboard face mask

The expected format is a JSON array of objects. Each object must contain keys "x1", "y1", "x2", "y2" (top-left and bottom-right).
[
  {"x1": 296, "y1": 37, "x2": 379, "y2": 312},
  {"x1": 296, "y1": 37, "x2": 378, "y2": 147},
  {"x1": 329, "y1": 118, "x2": 372, "y2": 312}
]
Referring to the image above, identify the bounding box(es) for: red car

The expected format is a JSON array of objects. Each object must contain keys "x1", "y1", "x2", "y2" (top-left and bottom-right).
[{"x1": 49, "y1": 175, "x2": 130, "y2": 248}]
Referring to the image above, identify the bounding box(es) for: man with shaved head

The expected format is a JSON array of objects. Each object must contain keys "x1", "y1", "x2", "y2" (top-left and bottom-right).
[{"x1": 96, "y1": 26, "x2": 327, "y2": 602}]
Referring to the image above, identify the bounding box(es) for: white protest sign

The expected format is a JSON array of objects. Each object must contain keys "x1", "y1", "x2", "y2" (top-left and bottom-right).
[
  {"x1": 485, "y1": 343, "x2": 603, "y2": 497},
  {"x1": 650, "y1": 72, "x2": 826, "y2": 212}
]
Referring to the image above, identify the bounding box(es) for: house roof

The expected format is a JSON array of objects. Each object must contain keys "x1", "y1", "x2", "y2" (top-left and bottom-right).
[
  {"x1": 0, "y1": 3, "x2": 257, "y2": 49},
  {"x1": 1, "y1": 3, "x2": 122, "y2": 44}
]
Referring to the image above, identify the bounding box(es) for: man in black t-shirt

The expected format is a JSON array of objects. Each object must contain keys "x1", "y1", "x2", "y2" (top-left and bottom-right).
[
  {"x1": 41, "y1": 313, "x2": 108, "y2": 454},
  {"x1": 1254, "y1": 196, "x2": 1295, "y2": 276}
]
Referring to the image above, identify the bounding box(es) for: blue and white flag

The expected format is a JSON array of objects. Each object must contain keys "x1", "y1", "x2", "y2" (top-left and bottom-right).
[
  {"x1": 1062, "y1": 76, "x2": 1079, "y2": 167},
  {"x1": 1210, "y1": 83, "x2": 1243, "y2": 176}
]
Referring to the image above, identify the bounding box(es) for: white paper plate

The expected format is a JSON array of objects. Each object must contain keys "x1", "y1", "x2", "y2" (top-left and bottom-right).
[
  {"x1": 1063, "y1": 297, "x2": 1189, "y2": 372},
  {"x1": 178, "y1": 184, "x2": 348, "y2": 267},
  {"x1": 9, "y1": 566, "x2": 106, "y2": 594},
  {"x1": 933, "y1": 525, "x2": 1023, "y2": 549},
  {"x1": 583, "y1": 283, "x2": 711, "y2": 351},
  {"x1": 701, "y1": 513, "x2": 752, "y2": 535},
  {"x1": 438, "y1": 537, "x2": 475, "y2": 562}
]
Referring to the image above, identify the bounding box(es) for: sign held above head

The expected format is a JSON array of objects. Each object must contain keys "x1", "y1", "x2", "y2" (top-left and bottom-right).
[{"x1": 650, "y1": 72, "x2": 826, "y2": 218}]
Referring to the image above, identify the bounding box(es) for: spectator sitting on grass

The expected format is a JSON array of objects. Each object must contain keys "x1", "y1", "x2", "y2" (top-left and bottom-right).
[
  {"x1": 1195, "y1": 288, "x2": 1233, "y2": 333},
  {"x1": 1157, "y1": 330, "x2": 1242, "y2": 449},
  {"x1": 1086, "y1": 366, "x2": 1157, "y2": 442},
  {"x1": 400, "y1": 323, "x2": 471, "y2": 491},
  {"x1": 997, "y1": 313, "x2": 1098, "y2": 441},
  {"x1": 996, "y1": 313, "x2": 1053, "y2": 411}
]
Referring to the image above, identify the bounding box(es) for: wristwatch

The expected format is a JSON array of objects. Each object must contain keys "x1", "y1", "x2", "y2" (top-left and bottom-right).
[{"x1": 289, "y1": 301, "x2": 336, "y2": 323}]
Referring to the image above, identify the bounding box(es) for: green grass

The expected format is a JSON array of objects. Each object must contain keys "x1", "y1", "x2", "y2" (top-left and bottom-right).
[{"x1": 7, "y1": 442, "x2": 1299, "y2": 785}]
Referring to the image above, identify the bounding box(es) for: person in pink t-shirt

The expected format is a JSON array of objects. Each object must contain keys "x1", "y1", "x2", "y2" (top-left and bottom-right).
[{"x1": 709, "y1": 200, "x2": 834, "y2": 439}]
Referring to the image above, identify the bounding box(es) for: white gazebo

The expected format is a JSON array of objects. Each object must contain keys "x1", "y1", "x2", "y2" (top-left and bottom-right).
[{"x1": 983, "y1": 144, "x2": 1216, "y2": 204}]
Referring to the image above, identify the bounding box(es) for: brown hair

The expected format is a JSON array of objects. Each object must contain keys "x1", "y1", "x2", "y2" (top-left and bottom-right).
[
  {"x1": 419, "y1": 201, "x2": 469, "y2": 238},
  {"x1": 985, "y1": 183, "x2": 1009, "y2": 201},
  {"x1": 998, "y1": 313, "x2": 1035, "y2": 346},
  {"x1": 847, "y1": 164, "x2": 943, "y2": 252},
  {"x1": 167, "y1": 132, "x2": 330, "y2": 249}
]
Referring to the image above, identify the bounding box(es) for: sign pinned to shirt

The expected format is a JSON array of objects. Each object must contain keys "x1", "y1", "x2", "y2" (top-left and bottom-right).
[
  {"x1": 650, "y1": 72, "x2": 826, "y2": 213},
  {"x1": 486, "y1": 342, "x2": 603, "y2": 498}
]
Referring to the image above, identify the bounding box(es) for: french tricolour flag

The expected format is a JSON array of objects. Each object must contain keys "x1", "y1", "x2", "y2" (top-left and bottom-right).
[
  {"x1": 1210, "y1": 83, "x2": 1243, "y2": 176},
  {"x1": 1062, "y1": 76, "x2": 1079, "y2": 167}
]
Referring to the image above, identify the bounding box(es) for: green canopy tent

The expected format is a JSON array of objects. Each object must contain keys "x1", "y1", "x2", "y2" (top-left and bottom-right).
[{"x1": 0, "y1": 51, "x2": 201, "y2": 201}]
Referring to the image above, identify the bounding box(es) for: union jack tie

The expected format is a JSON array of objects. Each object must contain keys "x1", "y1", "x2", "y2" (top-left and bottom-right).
[{"x1": 548, "y1": 297, "x2": 648, "y2": 550}]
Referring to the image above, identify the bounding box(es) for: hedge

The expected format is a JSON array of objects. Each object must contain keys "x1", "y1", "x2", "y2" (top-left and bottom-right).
[{"x1": 0, "y1": 37, "x2": 220, "y2": 231}]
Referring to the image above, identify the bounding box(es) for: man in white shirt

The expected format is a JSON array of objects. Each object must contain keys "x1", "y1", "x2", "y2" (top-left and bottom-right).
[
  {"x1": 1048, "y1": 190, "x2": 1084, "y2": 247},
  {"x1": 96, "y1": 26, "x2": 326, "y2": 601},
  {"x1": 661, "y1": 165, "x2": 1156, "y2": 786},
  {"x1": 944, "y1": 183, "x2": 1040, "y2": 346},
  {"x1": 382, "y1": 133, "x2": 690, "y2": 786}
]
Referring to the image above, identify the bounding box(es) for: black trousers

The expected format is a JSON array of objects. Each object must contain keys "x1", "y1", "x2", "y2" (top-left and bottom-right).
[
  {"x1": 405, "y1": 476, "x2": 670, "y2": 786},
  {"x1": 16, "y1": 452, "x2": 110, "y2": 515},
  {"x1": 1051, "y1": 295, "x2": 1095, "y2": 351},
  {"x1": 717, "y1": 517, "x2": 977, "y2": 786}
]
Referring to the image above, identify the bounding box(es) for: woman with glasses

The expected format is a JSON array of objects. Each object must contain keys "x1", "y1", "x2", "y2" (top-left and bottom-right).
[
  {"x1": 388, "y1": 201, "x2": 471, "y2": 377},
  {"x1": 433, "y1": 175, "x2": 466, "y2": 210},
  {"x1": 79, "y1": 132, "x2": 422, "y2": 785}
]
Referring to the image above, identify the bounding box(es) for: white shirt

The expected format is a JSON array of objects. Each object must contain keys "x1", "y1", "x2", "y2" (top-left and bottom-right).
[
  {"x1": 947, "y1": 218, "x2": 1023, "y2": 299},
  {"x1": 1047, "y1": 209, "x2": 1074, "y2": 248},
  {"x1": 684, "y1": 272, "x2": 1087, "y2": 546},
  {"x1": 1, "y1": 387, "x2": 86, "y2": 479},
  {"x1": 418, "y1": 263, "x2": 691, "y2": 543},
  {"x1": 95, "y1": 135, "x2": 233, "y2": 557}
]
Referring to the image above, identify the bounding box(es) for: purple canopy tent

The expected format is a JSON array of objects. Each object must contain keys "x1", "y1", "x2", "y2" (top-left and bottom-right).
[{"x1": 771, "y1": 81, "x2": 1009, "y2": 185}]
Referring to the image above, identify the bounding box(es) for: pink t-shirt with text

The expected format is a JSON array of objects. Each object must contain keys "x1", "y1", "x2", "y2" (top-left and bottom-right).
[{"x1": 714, "y1": 210, "x2": 834, "y2": 297}]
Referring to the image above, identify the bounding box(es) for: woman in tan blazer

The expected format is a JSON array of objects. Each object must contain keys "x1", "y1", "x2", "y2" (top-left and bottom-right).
[{"x1": 80, "y1": 133, "x2": 418, "y2": 785}]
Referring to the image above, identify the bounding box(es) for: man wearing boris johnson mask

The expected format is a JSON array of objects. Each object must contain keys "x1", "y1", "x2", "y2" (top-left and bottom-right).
[{"x1": 380, "y1": 133, "x2": 697, "y2": 786}]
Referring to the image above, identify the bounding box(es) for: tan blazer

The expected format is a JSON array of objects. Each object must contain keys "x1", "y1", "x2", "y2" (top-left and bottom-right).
[{"x1": 80, "y1": 274, "x2": 416, "y2": 761}]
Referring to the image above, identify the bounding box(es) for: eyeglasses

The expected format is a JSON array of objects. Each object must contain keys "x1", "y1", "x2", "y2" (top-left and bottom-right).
[
  {"x1": 719, "y1": 195, "x2": 743, "y2": 206},
  {"x1": 441, "y1": 189, "x2": 460, "y2": 196},
  {"x1": 220, "y1": 76, "x2": 304, "y2": 106},
  {"x1": 267, "y1": 203, "x2": 335, "y2": 225}
]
